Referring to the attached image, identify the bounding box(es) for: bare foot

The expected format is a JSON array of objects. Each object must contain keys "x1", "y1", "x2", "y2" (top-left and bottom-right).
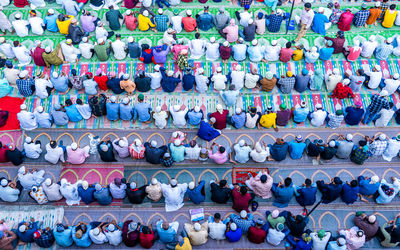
[{"x1": 360, "y1": 196, "x2": 369, "y2": 203}]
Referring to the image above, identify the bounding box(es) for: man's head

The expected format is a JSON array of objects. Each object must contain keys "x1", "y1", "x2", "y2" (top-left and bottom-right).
[
  {"x1": 305, "y1": 178, "x2": 312, "y2": 187},
  {"x1": 285, "y1": 42, "x2": 292, "y2": 49},
  {"x1": 220, "y1": 179, "x2": 227, "y2": 188},
  {"x1": 304, "y1": 2, "x2": 312, "y2": 10},
  {"x1": 162, "y1": 221, "x2": 169, "y2": 230},
  {"x1": 284, "y1": 177, "x2": 292, "y2": 187},
  {"x1": 240, "y1": 186, "x2": 247, "y2": 195},
  {"x1": 214, "y1": 213, "x2": 221, "y2": 222}
]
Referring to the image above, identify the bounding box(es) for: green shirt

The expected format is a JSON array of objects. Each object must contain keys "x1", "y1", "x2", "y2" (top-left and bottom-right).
[
  {"x1": 42, "y1": 44, "x2": 63, "y2": 67},
  {"x1": 105, "y1": 9, "x2": 123, "y2": 30},
  {"x1": 94, "y1": 43, "x2": 110, "y2": 61},
  {"x1": 267, "y1": 214, "x2": 285, "y2": 229}
]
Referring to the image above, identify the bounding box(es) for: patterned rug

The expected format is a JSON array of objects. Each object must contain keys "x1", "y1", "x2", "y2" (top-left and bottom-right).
[
  {"x1": 232, "y1": 167, "x2": 270, "y2": 184},
  {"x1": 59, "y1": 164, "x2": 124, "y2": 185}
]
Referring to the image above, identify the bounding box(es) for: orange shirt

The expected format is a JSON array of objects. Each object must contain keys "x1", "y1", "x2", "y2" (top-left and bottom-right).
[
  {"x1": 120, "y1": 80, "x2": 136, "y2": 94},
  {"x1": 182, "y1": 17, "x2": 197, "y2": 32},
  {"x1": 366, "y1": 8, "x2": 382, "y2": 24}
]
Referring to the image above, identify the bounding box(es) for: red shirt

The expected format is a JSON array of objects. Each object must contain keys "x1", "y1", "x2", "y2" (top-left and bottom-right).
[
  {"x1": 139, "y1": 232, "x2": 155, "y2": 249},
  {"x1": 0, "y1": 146, "x2": 8, "y2": 162},
  {"x1": 182, "y1": 17, "x2": 197, "y2": 32},
  {"x1": 13, "y1": 0, "x2": 29, "y2": 7},
  {"x1": 338, "y1": 11, "x2": 354, "y2": 31},
  {"x1": 279, "y1": 48, "x2": 294, "y2": 63},
  {"x1": 248, "y1": 226, "x2": 267, "y2": 244},
  {"x1": 219, "y1": 46, "x2": 232, "y2": 60},
  {"x1": 232, "y1": 188, "x2": 252, "y2": 213},
  {"x1": 331, "y1": 82, "x2": 355, "y2": 99},
  {"x1": 125, "y1": 15, "x2": 138, "y2": 31},
  {"x1": 209, "y1": 110, "x2": 229, "y2": 130},
  {"x1": 31, "y1": 47, "x2": 46, "y2": 67},
  {"x1": 94, "y1": 75, "x2": 109, "y2": 91}
]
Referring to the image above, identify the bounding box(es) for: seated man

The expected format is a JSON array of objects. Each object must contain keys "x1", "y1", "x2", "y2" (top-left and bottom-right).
[
  {"x1": 208, "y1": 213, "x2": 227, "y2": 240},
  {"x1": 72, "y1": 222, "x2": 92, "y2": 247},
  {"x1": 271, "y1": 177, "x2": 294, "y2": 208},
  {"x1": 16, "y1": 218, "x2": 41, "y2": 243},
  {"x1": 247, "y1": 219, "x2": 267, "y2": 244},
  {"x1": 184, "y1": 222, "x2": 208, "y2": 246},
  {"x1": 245, "y1": 171, "x2": 273, "y2": 199},
  {"x1": 229, "y1": 210, "x2": 254, "y2": 234},
  {"x1": 186, "y1": 181, "x2": 205, "y2": 205},
  {"x1": 156, "y1": 219, "x2": 179, "y2": 245},
  {"x1": 53, "y1": 223, "x2": 73, "y2": 247}
]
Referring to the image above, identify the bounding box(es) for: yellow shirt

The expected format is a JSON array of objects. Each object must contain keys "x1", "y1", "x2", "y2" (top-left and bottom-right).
[
  {"x1": 382, "y1": 9, "x2": 397, "y2": 28},
  {"x1": 259, "y1": 113, "x2": 277, "y2": 128},
  {"x1": 56, "y1": 15, "x2": 74, "y2": 35},
  {"x1": 175, "y1": 237, "x2": 192, "y2": 250},
  {"x1": 138, "y1": 14, "x2": 155, "y2": 31},
  {"x1": 292, "y1": 49, "x2": 303, "y2": 61}
]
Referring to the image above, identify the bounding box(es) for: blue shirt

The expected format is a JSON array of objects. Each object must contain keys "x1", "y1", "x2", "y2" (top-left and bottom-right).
[
  {"x1": 294, "y1": 239, "x2": 312, "y2": 250},
  {"x1": 94, "y1": 188, "x2": 112, "y2": 205},
  {"x1": 155, "y1": 14, "x2": 169, "y2": 32},
  {"x1": 197, "y1": 121, "x2": 220, "y2": 141},
  {"x1": 83, "y1": 79, "x2": 98, "y2": 95},
  {"x1": 312, "y1": 13, "x2": 329, "y2": 35},
  {"x1": 106, "y1": 102, "x2": 120, "y2": 121},
  {"x1": 35, "y1": 112, "x2": 53, "y2": 128},
  {"x1": 341, "y1": 183, "x2": 359, "y2": 204},
  {"x1": 293, "y1": 107, "x2": 309, "y2": 123},
  {"x1": 231, "y1": 112, "x2": 246, "y2": 129},
  {"x1": 187, "y1": 110, "x2": 203, "y2": 126},
  {"x1": 317, "y1": 180, "x2": 343, "y2": 204},
  {"x1": 169, "y1": 143, "x2": 185, "y2": 162},
  {"x1": 226, "y1": 228, "x2": 242, "y2": 242},
  {"x1": 160, "y1": 68, "x2": 180, "y2": 93},
  {"x1": 182, "y1": 73, "x2": 195, "y2": 91},
  {"x1": 344, "y1": 107, "x2": 364, "y2": 126},
  {"x1": 107, "y1": 77, "x2": 124, "y2": 94},
  {"x1": 53, "y1": 227, "x2": 73, "y2": 247},
  {"x1": 156, "y1": 220, "x2": 176, "y2": 243},
  {"x1": 17, "y1": 221, "x2": 39, "y2": 243},
  {"x1": 266, "y1": 14, "x2": 285, "y2": 32},
  {"x1": 51, "y1": 76, "x2": 69, "y2": 92},
  {"x1": 72, "y1": 225, "x2": 92, "y2": 247},
  {"x1": 232, "y1": 44, "x2": 247, "y2": 61},
  {"x1": 52, "y1": 110, "x2": 69, "y2": 126},
  {"x1": 220, "y1": 90, "x2": 239, "y2": 107},
  {"x1": 144, "y1": 142, "x2": 167, "y2": 164},
  {"x1": 65, "y1": 104, "x2": 83, "y2": 122},
  {"x1": 16, "y1": 78, "x2": 35, "y2": 97},
  {"x1": 319, "y1": 47, "x2": 334, "y2": 61},
  {"x1": 44, "y1": 14, "x2": 59, "y2": 32},
  {"x1": 358, "y1": 176, "x2": 379, "y2": 196},
  {"x1": 271, "y1": 183, "x2": 294, "y2": 208},
  {"x1": 186, "y1": 180, "x2": 205, "y2": 204},
  {"x1": 120, "y1": 104, "x2": 133, "y2": 121},
  {"x1": 133, "y1": 102, "x2": 151, "y2": 122},
  {"x1": 78, "y1": 186, "x2": 95, "y2": 205},
  {"x1": 269, "y1": 143, "x2": 288, "y2": 161},
  {"x1": 288, "y1": 140, "x2": 306, "y2": 159},
  {"x1": 196, "y1": 13, "x2": 214, "y2": 31},
  {"x1": 295, "y1": 186, "x2": 317, "y2": 206}
]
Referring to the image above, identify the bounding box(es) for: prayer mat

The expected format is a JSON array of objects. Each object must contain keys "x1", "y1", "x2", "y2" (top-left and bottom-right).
[
  {"x1": 232, "y1": 167, "x2": 270, "y2": 184},
  {"x1": 59, "y1": 164, "x2": 124, "y2": 185},
  {"x1": 0, "y1": 96, "x2": 25, "y2": 131}
]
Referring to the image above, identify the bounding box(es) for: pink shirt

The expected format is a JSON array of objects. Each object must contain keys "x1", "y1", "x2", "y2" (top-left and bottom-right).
[
  {"x1": 171, "y1": 44, "x2": 189, "y2": 61},
  {"x1": 66, "y1": 148, "x2": 89, "y2": 164},
  {"x1": 208, "y1": 150, "x2": 228, "y2": 164},
  {"x1": 347, "y1": 47, "x2": 361, "y2": 62},
  {"x1": 280, "y1": 48, "x2": 294, "y2": 63},
  {"x1": 129, "y1": 144, "x2": 145, "y2": 159},
  {"x1": 125, "y1": 15, "x2": 138, "y2": 31},
  {"x1": 249, "y1": 174, "x2": 273, "y2": 199},
  {"x1": 222, "y1": 20, "x2": 239, "y2": 43}
]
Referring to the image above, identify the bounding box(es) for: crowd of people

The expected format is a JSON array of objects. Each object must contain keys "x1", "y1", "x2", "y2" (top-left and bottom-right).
[{"x1": 1, "y1": 165, "x2": 400, "y2": 249}]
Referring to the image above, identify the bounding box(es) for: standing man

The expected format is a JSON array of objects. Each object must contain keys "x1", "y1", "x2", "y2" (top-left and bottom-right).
[{"x1": 294, "y1": 3, "x2": 314, "y2": 43}]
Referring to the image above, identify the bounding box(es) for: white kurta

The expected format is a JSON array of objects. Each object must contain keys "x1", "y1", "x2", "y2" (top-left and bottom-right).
[
  {"x1": 212, "y1": 73, "x2": 227, "y2": 91},
  {"x1": 12, "y1": 46, "x2": 31, "y2": 66},
  {"x1": 42, "y1": 183, "x2": 63, "y2": 201},
  {"x1": 171, "y1": 16, "x2": 182, "y2": 33},
  {"x1": 29, "y1": 17, "x2": 44, "y2": 35},
  {"x1": 60, "y1": 181, "x2": 81, "y2": 206},
  {"x1": 35, "y1": 78, "x2": 53, "y2": 99},
  {"x1": 230, "y1": 70, "x2": 245, "y2": 91},
  {"x1": 79, "y1": 43, "x2": 94, "y2": 59},
  {"x1": 12, "y1": 20, "x2": 29, "y2": 37},
  {"x1": 383, "y1": 139, "x2": 400, "y2": 162},
  {"x1": 17, "y1": 111, "x2": 38, "y2": 130},
  {"x1": 44, "y1": 143, "x2": 65, "y2": 164},
  {"x1": 161, "y1": 183, "x2": 188, "y2": 212},
  {"x1": 205, "y1": 43, "x2": 220, "y2": 61},
  {"x1": 18, "y1": 169, "x2": 45, "y2": 190},
  {"x1": 169, "y1": 107, "x2": 188, "y2": 128},
  {"x1": 112, "y1": 40, "x2": 127, "y2": 60},
  {"x1": 23, "y1": 142, "x2": 42, "y2": 159},
  {"x1": 153, "y1": 111, "x2": 168, "y2": 129},
  {"x1": 189, "y1": 39, "x2": 206, "y2": 59},
  {"x1": 0, "y1": 43, "x2": 15, "y2": 59},
  {"x1": 61, "y1": 43, "x2": 80, "y2": 63}
]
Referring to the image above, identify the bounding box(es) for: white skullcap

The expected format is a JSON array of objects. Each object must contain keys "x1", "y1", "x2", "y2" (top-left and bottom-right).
[
  {"x1": 98, "y1": 38, "x2": 104, "y2": 44},
  {"x1": 276, "y1": 9, "x2": 283, "y2": 15},
  {"x1": 92, "y1": 227, "x2": 100, "y2": 235},
  {"x1": 60, "y1": 178, "x2": 67, "y2": 186},
  {"x1": 311, "y1": 46, "x2": 317, "y2": 52},
  {"x1": 188, "y1": 182, "x2": 195, "y2": 189},
  {"x1": 230, "y1": 223, "x2": 237, "y2": 231},
  {"x1": 368, "y1": 215, "x2": 376, "y2": 224},
  {"x1": 216, "y1": 67, "x2": 222, "y2": 72},
  {"x1": 45, "y1": 47, "x2": 51, "y2": 53},
  {"x1": 216, "y1": 104, "x2": 223, "y2": 111},
  {"x1": 338, "y1": 238, "x2": 346, "y2": 246},
  {"x1": 370, "y1": 175, "x2": 379, "y2": 183},
  {"x1": 329, "y1": 140, "x2": 336, "y2": 147},
  {"x1": 35, "y1": 40, "x2": 41, "y2": 46},
  {"x1": 19, "y1": 225, "x2": 27, "y2": 233},
  {"x1": 209, "y1": 117, "x2": 216, "y2": 123},
  {"x1": 173, "y1": 105, "x2": 180, "y2": 112},
  {"x1": 155, "y1": 106, "x2": 162, "y2": 113},
  {"x1": 235, "y1": 64, "x2": 242, "y2": 71},
  {"x1": 315, "y1": 103, "x2": 323, "y2": 109},
  {"x1": 0, "y1": 179, "x2": 8, "y2": 187},
  {"x1": 118, "y1": 139, "x2": 127, "y2": 148},
  {"x1": 240, "y1": 210, "x2": 247, "y2": 218},
  {"x1": 248, "y1": 19, "x2": 253, "y2": 24},
  {"x1": 108, "y1": 224, "x2": 116, "y2": 232},
  {"x1": 369, "y1": 35, "x2": 376, "y2": 42},
  {"x1": 110, "y1": 96, "x2": 117, "y2": 103},
  {"x1": 194, "y1": 223, "x2": 201, "y2": 231},
  {"x1": 333, "y1": 68, "x2": 340, "y2": 75},
  {"x1": 52, "y1": 72, "x2": 59, "y2": 78},
  {"x1": 380, "y1": 90, "x2": 389, "y2": 97},
  {"x1": 387, "y1": 37, "x2": 394, "y2": 43},
  {"x1": 18, "y1": 166, "x2": 26, "y2": 174},
  {"x1": 198, "y1": 68, "x2": 204, "y2": 74},
  {"x1": 0, "y1": 37, "x2": 4, "y2": 43},
  {"x1": 210, "y1": 37, "x2": 216, "y2": 43},
  {"x1": 20, "y1": 104, "x2": 27, "y2": 110},
  {"x1": 95, "y1": 183, "x2": 102, "y2": 191},
  {"x1": 151, "y1": 178, "x2": 158, "y2": 185},
  {"x1": 170, "y1": 179, "x2": 178, "y2": 186},
  {"x1": 174, "y1": 139, "x2": 181, "y2": 146},
  {"x1": 134, "y1": 139, "x2": 141, "y2": 146},
  {"x1": 48, "y1": 8, "x2": 55, "y2": 14},
  {"x1": 346, "y1": 134, "x2": 353, "y2": 141},
  {"x1": 71, "y1": 142, "x2": 78, "y2": 150},
  {"x1": 186, "y1": 10, "x2": 192, "y2": 15},
  {"x1": 167, "y1": 70, "x2": 174, "y2": 77},
  {"x1": 238, "y1": 37, "x2": 244, "y2": 43},
  {"x1": 150, "y1": 140, "x2": 157, "y2": 147},
  {"x1": 239, "y1": 139, "x2": 245, "y2": 146},
  {"x1": 318, "y1": 7, "x2": 324, "y2": 12},
  {"x1": 394, "y1": 73, "x2": 400, "y2": 80},
  {"x1": 130, "y1": 182, "x2": 136, "y2": 189},
  {"x1": 44, "y1": 178, "x2": 52, "y2": 186},
  {"x1": 374, "y1": 65, "x2": 381, "y2": 71},
  {"x1": 379, "y1": 134, "x2": 387, "y2": 140},
  {"x1": 122, "y1": 97, "x2": 129, "y2": 104},
  {"x1": 251, "y1": 39, "x2": 258, "y2": 46},
  {"x1": 342, "y1": 79, "x2": 350, "y2": 85},
  {"x1": 154, "y1": 65, "x2": 160, "y2": 71},
  {"x1": 143, "y1": 10, "x2": 149, "y2": 17},
  {"x1": 271, "y1": 209, "x2": 279, "y2": 218},
  {"x1": 100, "y1": 144, "x2": 108, "y2": 152},
  {"x1": 223, "y1": 41, "x2": 229, "y2": 47},
  {"x1": 271, "y1": 40, "x2": 278, "y2": 46},
  {"x1": 126, "y1": 10, "x2": 132, "y2": 15},
  {"x1": 19, "y1": 70, "x2": 28, "y2": 78},
  {"x1": 172, "y1": 132, "x2": 178, "y2": 138},
  {"x1": 194, "y1": 106, "x2": 200, "y2": 112},
  {"x1": 235, "y1": 108, "x2": 242, "y2": 114},
  {"x1": 37, "y1": 106, "x2": 45, "y2": 113},
  {"x1": 354, "y1": 40, "x2": 360, "y2": 47},
  {"x1": 82, "y1": 180, "x2": 89, "y2": 190},
  {"x1": 375, "y1": 1, "x2": 381, "y2": 7},
  {"x1": 123, "y1": 73, "x2": 130, "y2": 80},
  {"x1": 25, "y1": 137, "x2": 32, "y2": 143},
  {"x1": 158, "y1": 8, "x2": 163, "y2": 14},
  {"x1": 128, "y1": 36, "x2": 134, "y2": 43},
  {"x1": 15, "y1": 13, "x2": 21, "y2": 19},
  {"x1": 82, "y1": 37, "x2": 88, "y2": 42}
]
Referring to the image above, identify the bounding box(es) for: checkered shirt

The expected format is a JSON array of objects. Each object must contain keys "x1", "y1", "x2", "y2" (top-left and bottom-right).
[
  {"x1": 351, "y1": 147, "x2": 370, "y2": 164},
  {"x1": 367, "y1": 94, "x2": 390, "y2": 113},
  {"x1": 330, "y1": 9, "x2": 343, "y2": 23},
  {"x1": 230, "y1": 214, "x2": 255, "y2": 234},
  {"x1": 34, "y1": 230, "x2": 55, "y2": 248},
  {"x1": 327, "y1": 113, "x2": 344, "y2": 129},
  {"x1": 239, "y1": 0, "x2": 252, "y2": 7},
  {"x1": 369, "y1": 140, "x2": 388, "y2": 156},
  {"x1": 16, "y1": 79, "x2": 35, "y2": 97},
  {"x1": 160, "y1": 157, "x2": 174, "y2": 167},
  {"x1": 266, "y1": 14, "x2": 284, "y2": 33},
  {"x1": 278, "y1": 77, "x2": 296, "y2": 94},
  {"x1": 379, "y1": 3, "x2": 388, "y2": 20},
  {"x1": 353, "y1": 10, "x2": 370, "y2": 26},
  {"x1": 155, "y1": 15, "x2": 169, "y2": 32}
]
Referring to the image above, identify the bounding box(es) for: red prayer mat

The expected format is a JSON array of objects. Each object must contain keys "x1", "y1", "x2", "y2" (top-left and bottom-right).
[
  {"x1": 232, "y1": 167, "x2": 270, "y2": 185},
  {"x1": 0, "y1": 96, "x2": 25, "y2": 131}
]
